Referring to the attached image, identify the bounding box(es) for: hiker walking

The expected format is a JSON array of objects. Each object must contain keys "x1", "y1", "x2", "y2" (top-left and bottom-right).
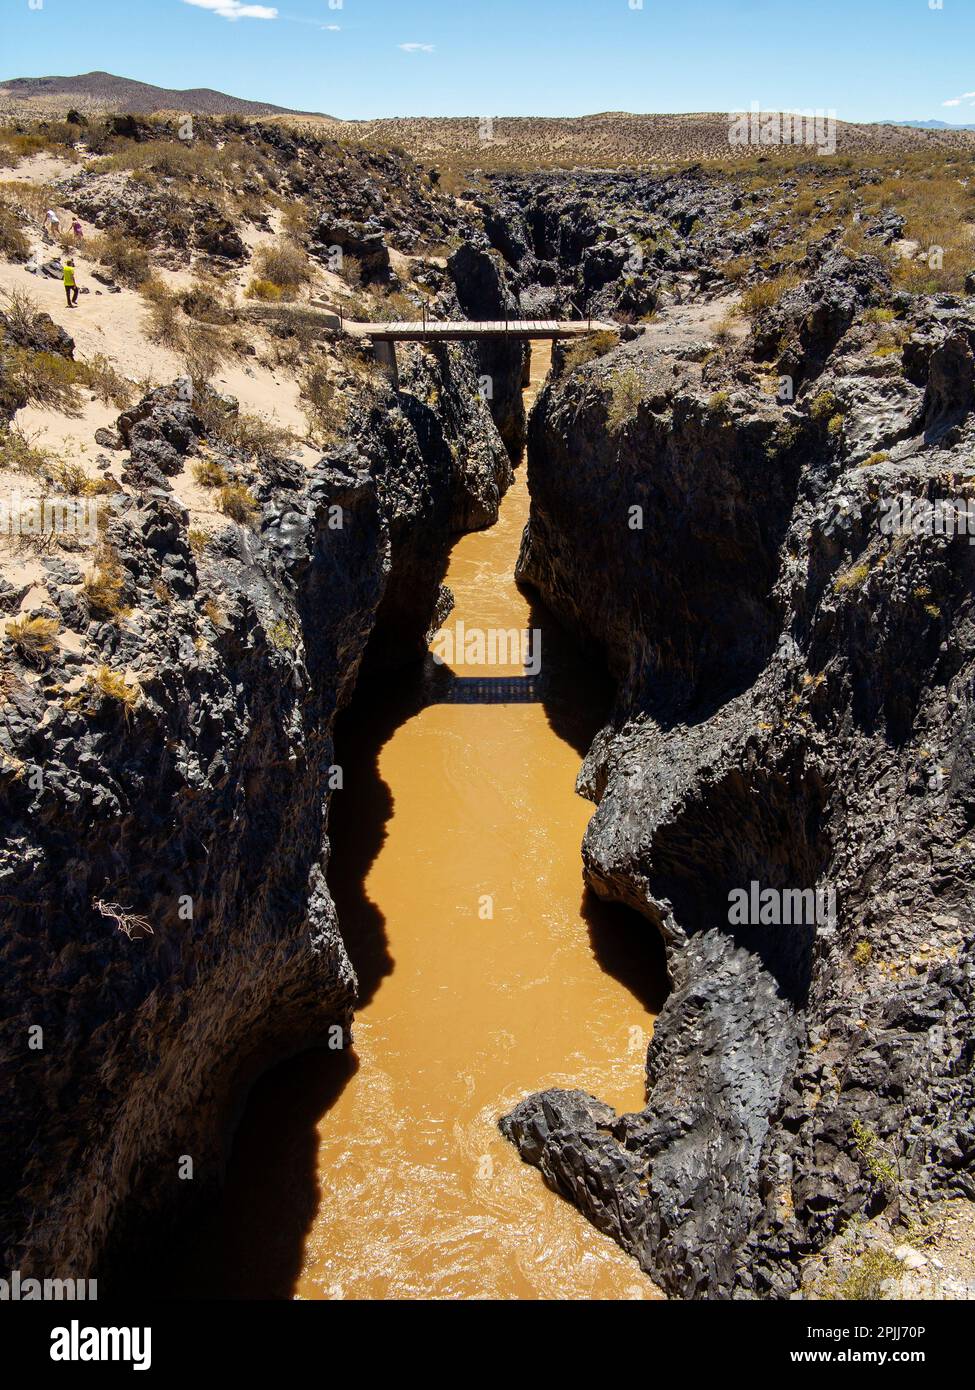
[
  {"x1": 43, "y1": 208, "x2": 60, "y2": 242},
  {"x1": 63, "y1": 258, "x2": 79, "y2": 308},
  {"x1": 71, "y1": 217, "x2": 84, "y2": 242}
]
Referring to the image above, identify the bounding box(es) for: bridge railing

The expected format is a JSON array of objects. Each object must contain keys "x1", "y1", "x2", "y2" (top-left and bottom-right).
[{"x1": 568, "y1": 300, "x2": 594, "y2": 331}]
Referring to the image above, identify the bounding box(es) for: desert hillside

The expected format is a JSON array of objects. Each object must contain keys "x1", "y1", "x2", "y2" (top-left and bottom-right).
[
  {"x1": 0, "y1": 71, "x2": 325, "y2": 119},
  {"x1": 279, "y1": 109, "x2": 975, "y2": 169}
]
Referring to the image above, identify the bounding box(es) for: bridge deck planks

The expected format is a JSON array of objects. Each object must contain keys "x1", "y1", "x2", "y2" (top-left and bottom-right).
[{"x1": 342, "y1": 318, "x2": 613, "y2": 342}]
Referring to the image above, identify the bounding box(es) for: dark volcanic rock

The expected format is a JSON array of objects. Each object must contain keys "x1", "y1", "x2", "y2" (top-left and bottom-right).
[
  {"x1": 448, "y1": 241, "x2": 527, "y2": 456},
  {"x1": 751, "y1": 247, "x2": 891, "y2": 384},
  {"x1": 0, "y1": 307, "x2": 75, "y2": 358},
  {"x1": 312, "y1": 215, "x2": 391, "y2": 281},
  {"x1": 502, "y1": 271, "x2": 975, "y2": 1298},
  {"x1": 0, "y1": 341, "x2": 510, "y2": 1284}
]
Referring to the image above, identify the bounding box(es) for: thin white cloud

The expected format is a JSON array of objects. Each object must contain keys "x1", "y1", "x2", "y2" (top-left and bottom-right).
[
  {"x1": 182, "y1": 0, "x2": 278, "y2": 20},
  {"x1": 399, "y1": 42, "x2": 435, "y2": 53},
  {"x1": 942, "y1": 90, "x2": 975, "y2": 108},
  {"x1": 323, "y1": 24, "x2": 341, "y2": 30}
]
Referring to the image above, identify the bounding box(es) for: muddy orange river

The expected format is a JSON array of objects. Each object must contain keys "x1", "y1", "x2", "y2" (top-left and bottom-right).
[{"x1": 186, "y1": 345, "x2": 667, "y2": 1300}]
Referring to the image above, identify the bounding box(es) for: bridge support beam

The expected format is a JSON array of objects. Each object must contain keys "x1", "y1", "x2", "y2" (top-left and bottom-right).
[{"x1": 372, "y1": 338, "x2": 399, "y2": 392}]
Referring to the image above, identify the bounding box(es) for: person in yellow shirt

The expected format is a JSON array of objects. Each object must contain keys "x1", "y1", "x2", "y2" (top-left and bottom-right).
[{"x1": 63, "y1": 258, "x2": 79, "y2": 308}]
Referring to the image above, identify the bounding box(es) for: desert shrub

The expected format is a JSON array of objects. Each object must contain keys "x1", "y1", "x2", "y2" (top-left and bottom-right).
[
  {"x1": 739, "y1": 274, "x2": 800, "y2": 323},
  {"x1": 188, "y1": 527, "x2": 209, "y2": 556},
  {"x1": 88, "y1": 229, "x2": 151, "y2": 287},
  {"x1": 339, "y1": 254, "x2": 364, "y2": 289},
  {"x1": 192, "y1": 457, "x2": 228, "y2": 487},
  {"x1": 195, "y1": 390, "x2": 294, "y2": 461},
  {"x1": 854, "y1": 168, "x2": 975, "y2": 293},
  {"x1": 82, "y1": 553, "x2": 128, "y2": 618},
  {"x1": 178, "y1": 278, "x2": 234, "y2": 324},
  {"x1": 0, "y1": 200, "x2": 30, "y2": 261},
  {"x1": 368, "y1": 289, "x2": 418, "y2": 322},
  {"x1": 300, "y1": 360, "x2": 345, "y2": 441},
  {"x1": 88, "y1": 664, "x2": 140, "y2": 709},
  {"x1": 82, "y1": 353, "x2": 134, "y2": 409},
  {"x1": 245, "y1": 278, "x2": 284, "y2": 302},
  {"x1": 5, "y1": 615, "x2": 59, "y2": 669},
  {"x1": 266, "y1": 619, "x2": 295, "y2": 651},
  {"x1": 606, "y1": 366, "x2": 645, "y2": 433},
  {"x1": 851, "y1": 1118, "x2": 898, "y2": 1187},
  {"x1": 181, "y1": 328, "x2": 227, "y2": 388},
  {"x1": 713, "y1": 313, "x2": 738, "y2": 345},
  {"x1": 2, "y1": 347, "x2": 85, "y2": 414},
  {"x1": 819, "y1": 1248, "x2": 901, "y2": 1301},
  {"x1": 0, "y1": 130, "x2": 66, "y2": 161},
  {"x1": 809, "y1": 389, "x2": 840, "y2": 422},
  {"x1": 560, "y1": 330, "x2": 620, "y2": 372},
  {"x1": 141, "y1": 278, "x2": 184, "y2": 348},
  {"x1": 720, "y1": 255, "x2": 751, "y2": 284},
  {"x1": 100, "y1": 139, "x2": 222, "y2": 185},
  {"x1": 140, "y1": 278, "x2": 228, "y2": 377},
  {"x1": 253, "y1": 241, "x2": 311, "y2": 293},
  {"x1": 0, "y1": 179, "x2": 59, "y2": 227},
  {"x1": 0, "y1": 426, "x2": 51, "y2": 478},
  {"x1": 1, "y1": 285, "x2": 43, "y2": 339},
  {"x1": 48, "y1": 461, "x2": 115, "y2": 497},
  {"x1": 281, "y1": 201, "x2": 311, "y2": 242},
  {"x1": 217, "y1": 483, "x2": 260, "y2": 523},
  {"x1": 93, "y1": 897, "x2": 153, "y2": 937},
  {"x1": 834, "y1": 562, "x2": 870, "y2": 593},
  {"x1": 232, "y1": 412, "x2": 295, "y2": 459}
]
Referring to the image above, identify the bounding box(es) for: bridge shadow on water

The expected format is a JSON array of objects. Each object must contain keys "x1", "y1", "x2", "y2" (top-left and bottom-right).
[{"x1": 159, "y1": 585, "x2": 668, "y2": 1299}]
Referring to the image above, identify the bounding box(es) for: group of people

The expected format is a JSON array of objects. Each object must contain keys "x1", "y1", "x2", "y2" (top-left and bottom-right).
[
  {"x1": 42, "y1": 209, "x2": 84, "y2": 308},
  {"x1": 42, "y1": 207, "x2": 83, "y2": 243}
]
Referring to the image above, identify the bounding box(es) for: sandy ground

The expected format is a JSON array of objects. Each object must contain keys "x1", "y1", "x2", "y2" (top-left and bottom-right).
[
  {"x1": 0, "y1": 179, "x2": 332, "y2": 600},
  {"x1": 0, "y1": 253, "x2": 313, "y2": 430},
  {"x1": 0, "y1": 152, "x2": 80, "y2": 189}
]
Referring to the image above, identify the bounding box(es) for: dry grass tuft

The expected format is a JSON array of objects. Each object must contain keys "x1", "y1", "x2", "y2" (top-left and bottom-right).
[
  {"x1": 217, "y1": 483, "x2": 260, "y2": 524},
  {"x1": 82, "y1": 552, "x2": 128, "y2": 618},
  {"x1": 88, "y1": 665, "x2": 140, "y2": 709},
  {"x1": 5, "y1": 615, "x2": 60, "y2": 669}
]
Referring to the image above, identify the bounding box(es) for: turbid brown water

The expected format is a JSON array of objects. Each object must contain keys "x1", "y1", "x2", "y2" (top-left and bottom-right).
[{"x1": 183, "y1": 344, "x2": 667, "y2": 1300}]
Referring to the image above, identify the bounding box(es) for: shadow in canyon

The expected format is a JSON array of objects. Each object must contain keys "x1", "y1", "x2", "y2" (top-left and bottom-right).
[
  {"x1": 582, "y1": 888, "x2": 669, "y2": 1022},
  {"x1": 164, "y1": 1047, "x2": 357, "y2": 1299}
]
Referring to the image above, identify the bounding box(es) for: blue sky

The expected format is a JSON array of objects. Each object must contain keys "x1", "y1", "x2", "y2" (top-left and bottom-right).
[{"x1": 2, "y1": 0, "x2": 974, "y2": 123}]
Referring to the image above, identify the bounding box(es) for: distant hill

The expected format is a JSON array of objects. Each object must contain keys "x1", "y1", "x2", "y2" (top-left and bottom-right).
[
  {"x1": 0, "y1": 71, "x2": 327, "y2": 118},
  {"x1": 880, "y1": 119, "x2": 975, "y2": 131},
  {"x1": 294, "y1": 110, "x2": 975, "y2": 170}
]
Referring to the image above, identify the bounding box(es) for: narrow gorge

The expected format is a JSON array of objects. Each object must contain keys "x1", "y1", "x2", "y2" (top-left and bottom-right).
[{"x1": 1, "y1": 119, "x2": 973, "y2": 1305}]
